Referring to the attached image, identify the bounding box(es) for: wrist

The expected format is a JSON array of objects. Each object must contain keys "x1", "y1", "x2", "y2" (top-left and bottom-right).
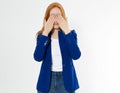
[
  {"x1": 64, "y1": 29, "x2": 71, "y2": 34},
  {"x1": 42, "y1": 31, "x2": 48, "y2": 36}
]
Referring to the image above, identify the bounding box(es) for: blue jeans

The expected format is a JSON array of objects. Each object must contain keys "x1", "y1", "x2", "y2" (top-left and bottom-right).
[{"x1": 37, "y1": 71, "x2": 75, "y2": 93}]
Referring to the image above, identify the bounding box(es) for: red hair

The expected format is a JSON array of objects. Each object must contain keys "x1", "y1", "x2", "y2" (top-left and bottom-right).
[{"x1": 36, "y1": 2, "x2": 67, "y2": 36}]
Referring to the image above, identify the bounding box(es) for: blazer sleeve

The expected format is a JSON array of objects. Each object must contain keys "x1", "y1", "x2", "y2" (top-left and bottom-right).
[
  {"x1": 65, "y1": 30, "x2": 81, "y2": 60},
  {"x1": 33, "y1": 34, "x2": 50, "y2": 62}
]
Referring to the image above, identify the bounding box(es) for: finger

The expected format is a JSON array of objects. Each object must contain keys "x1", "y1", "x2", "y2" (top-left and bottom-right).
[
  {"x1": 48, "y1": 16, "x2": 54, "y2": 23},
  {"x1": 58, "y1": 16, "x2": 66, "y2": 24},
  {"x1": 59, "y1": 15, "x2": 64, "y2": 19},
  {"x1": 57, "y1": 15, "x2": 61, "y2": 22},
  {"x1": 58, "y1": 16, "x2": 65, "y2": 23},
  {"x1": 43, "y1": 19, "x2": 46, "y2": 26},
  {"x1": 66, "y1": 17, "x2": 68, "y2": 21}
]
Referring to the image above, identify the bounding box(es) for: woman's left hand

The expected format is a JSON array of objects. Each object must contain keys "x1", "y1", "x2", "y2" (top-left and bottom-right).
[{"x1": 57, "y1": 15, "x2": 71, "y2": 34}]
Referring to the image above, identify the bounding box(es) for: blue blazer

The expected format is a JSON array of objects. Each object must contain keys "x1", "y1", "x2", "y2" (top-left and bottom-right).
[{"x1": 33, "y1": 29, "x2": 81, "y2": 93}]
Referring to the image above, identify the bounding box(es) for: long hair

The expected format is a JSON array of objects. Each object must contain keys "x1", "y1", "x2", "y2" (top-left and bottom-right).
[{"x1": 36, "y1": 2, "x2": 67, "y2": 37}]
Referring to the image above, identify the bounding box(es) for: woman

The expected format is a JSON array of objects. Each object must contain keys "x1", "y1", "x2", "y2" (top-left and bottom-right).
[{"x1": 33, "y1": 2, "x2": 81, "y2": 93}]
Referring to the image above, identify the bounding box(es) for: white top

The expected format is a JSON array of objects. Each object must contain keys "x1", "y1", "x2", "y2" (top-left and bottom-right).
[{"x1": 51, "y1": 37, "x2": 63, "y2": 72}]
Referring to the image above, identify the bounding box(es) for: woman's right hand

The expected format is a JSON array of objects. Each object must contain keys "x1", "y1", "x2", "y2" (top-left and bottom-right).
[{"x1": 42, "y1": 16, "x2": 54, "y2": 36}]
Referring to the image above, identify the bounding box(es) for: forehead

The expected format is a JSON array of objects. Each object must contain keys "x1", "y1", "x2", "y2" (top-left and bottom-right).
[{"x1": 50, "y1": 7, "x2": 61, "y2": 14}]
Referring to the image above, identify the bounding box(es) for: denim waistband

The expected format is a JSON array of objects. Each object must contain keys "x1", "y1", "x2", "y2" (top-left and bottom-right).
[{"x1": 51, "y1": 71, "x2": 63, "y2": 76}]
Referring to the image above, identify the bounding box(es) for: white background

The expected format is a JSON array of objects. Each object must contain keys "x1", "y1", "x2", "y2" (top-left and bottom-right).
[{"x1": 0, "y1": 0, "x2": 120, "y2": 93}]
